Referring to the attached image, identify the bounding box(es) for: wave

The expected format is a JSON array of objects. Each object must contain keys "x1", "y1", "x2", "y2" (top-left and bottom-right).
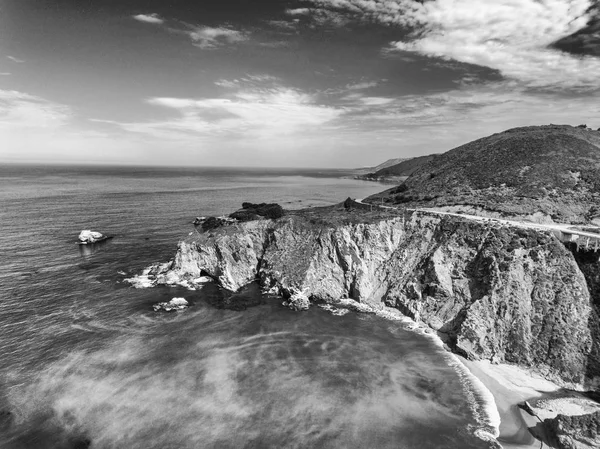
[{"x1": 355, "y1": 301, "x2": 502, "y2": 446}]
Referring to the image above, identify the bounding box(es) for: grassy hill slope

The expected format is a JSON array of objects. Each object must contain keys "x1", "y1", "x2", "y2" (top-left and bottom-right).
[{"x1": 366, "y1": 125, "x2": 600, "y2": 223}]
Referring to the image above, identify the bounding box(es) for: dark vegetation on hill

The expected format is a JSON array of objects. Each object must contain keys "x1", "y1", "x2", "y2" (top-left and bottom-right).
[
  {"x1": 229, "y1": 202, "x2": 285, "y2": 221},
  {"x1": 365, "y1": 125, "x2": 600, "y2": 223},
  {"x1": 195, "y1": 203, "x2": 285, "y2": 232}
]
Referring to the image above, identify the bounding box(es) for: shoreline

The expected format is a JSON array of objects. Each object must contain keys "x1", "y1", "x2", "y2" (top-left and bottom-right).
[
  {"x1": 360, "y1": 304, "x2": 600, "y2": 449},
  {"x1": 461, "y1": 359, "x2": 600, "y2": 448},
  {"x1": 460, "y1": 359, "x2": 556, "y2": 448}
]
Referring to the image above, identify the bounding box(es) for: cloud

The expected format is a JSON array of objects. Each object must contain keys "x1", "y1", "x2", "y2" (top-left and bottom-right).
[
  {"x1": 99, "y1": 77, "x2": 342, "y2": 144},
  {"x1": 0, "y1": 90, "x2": 70, "y2": 129},
  {"x1": 6, "y1": 55, "x2": 25, "y2": 63},
  {"x1": 308, "y1": 0, "x2": 600, "y2": 90},
  {"x1": 345, "y1": 81, "x2": 380, "y2": 90},
  {"x1": 132, "y1": 14, "x2": 164, "y2": 25},
  {"x1": 286, "y1": 8, "x2": 312, "y2": 16},
  {"x1": 214, "y1": 74, "x2": 279, "y2": 88},
  {"x1": 188, "y1": 26, "x2": 248, "y2": 49},
  {"x1": 0, "y1": 72, "x2": 10, "y2": 76}
]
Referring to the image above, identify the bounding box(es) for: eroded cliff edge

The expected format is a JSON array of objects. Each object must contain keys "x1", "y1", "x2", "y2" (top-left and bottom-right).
[{"x1": 139, "y1": 209, "x2": 600, "y2": 387}]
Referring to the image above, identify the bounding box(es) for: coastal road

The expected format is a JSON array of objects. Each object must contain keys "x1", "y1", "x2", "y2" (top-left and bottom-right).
[{"x1": 354, "y1": 199, "x2": 600, "y2": 244}]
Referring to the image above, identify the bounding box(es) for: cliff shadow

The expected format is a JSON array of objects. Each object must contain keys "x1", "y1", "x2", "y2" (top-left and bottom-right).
[{"x1": 565, "y1": 243, "x2": 600, "y2": 384}]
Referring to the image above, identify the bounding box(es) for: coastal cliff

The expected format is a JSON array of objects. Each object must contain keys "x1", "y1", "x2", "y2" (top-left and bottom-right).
[{"x1": 138, "y1": 209, "x2": 599, "y2": 387}]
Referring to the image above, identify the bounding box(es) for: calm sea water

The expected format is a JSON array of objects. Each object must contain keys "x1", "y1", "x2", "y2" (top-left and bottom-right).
[{"x1": 0, "y1": 164, "x2": 496, "y2": 449}]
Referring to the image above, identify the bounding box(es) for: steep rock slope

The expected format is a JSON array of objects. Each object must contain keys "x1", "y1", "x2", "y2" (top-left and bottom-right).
[
  {"x1": 141, "y1": 211, "x2": 598, "y2": 386},
  {"x1": 366, "y1": 125, "x2": 600, "y2": 223},
  {"x1": 545, "y1": 411, "x2": 600, "y2": 449}
]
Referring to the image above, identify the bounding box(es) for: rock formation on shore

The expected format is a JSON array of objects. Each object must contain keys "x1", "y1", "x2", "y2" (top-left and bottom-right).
[
  {"x1": 133, "y1": 124, "x2": 600, "y2": 447},
  {"x1": 545, "y1": 411, "x2": 600, "y2": 449},
  {"x1": 138, "y1": 207, "x2": 599, "y2": 387}
]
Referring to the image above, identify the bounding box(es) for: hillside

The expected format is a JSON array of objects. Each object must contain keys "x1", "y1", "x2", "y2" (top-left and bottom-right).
[
  {"x1": 356, "y1": 155, "x2": 435, "y2": 182},
  {"x1": 372, "y1": 157, "x2": 410, "y2": 172},
  {"x1": 371, "y1": 154, "x2": 437, "y2": 177},
  {"x1": 365, "y1": 125, "x2": 600, "y2": 224},
  {"x1": 351, "y1": 157, "x2": 410, "y2": 176}
]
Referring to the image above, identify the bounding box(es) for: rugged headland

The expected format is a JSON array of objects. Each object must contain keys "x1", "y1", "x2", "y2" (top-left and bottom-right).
[
  {"x1": 139, "y1": 207, "x2": 599, "y2": 385},
  {"x1": 133, "y1": 125, "x2": 600, "y2": 448}
]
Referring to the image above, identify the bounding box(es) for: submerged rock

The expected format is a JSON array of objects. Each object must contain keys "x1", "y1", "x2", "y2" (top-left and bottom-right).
[
  {"x1": 0, "y1": 409, "x2": 13, "y2": 431},
  {"x1": 203, "y1": 282, "x2": 265, "y2": 311},
  {"x1": 152, "y1": 297, "x2": 188, "y2": 312},
  {"x1": 78, "y1": 230, "x2": 108, "y2": 244},
  {"x1": 318, "y1": 303, "x2": 350, "y2": 316}
]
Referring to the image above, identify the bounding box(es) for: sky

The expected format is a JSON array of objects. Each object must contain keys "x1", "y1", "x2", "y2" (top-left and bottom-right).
[{"x1": 1, "y1": 0, "x2": 600, "y2": 168}]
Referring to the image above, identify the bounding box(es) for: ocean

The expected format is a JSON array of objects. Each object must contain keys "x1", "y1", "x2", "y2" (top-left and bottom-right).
[{"x1": 0, "y1": 164, "x2": 498, "y2": 449}]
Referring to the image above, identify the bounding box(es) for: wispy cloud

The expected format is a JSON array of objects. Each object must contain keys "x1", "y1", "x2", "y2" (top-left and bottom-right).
[
  {"x1": 286, "y1": 8, "x2": 312, "y2": 16},
  {"x1": 6, "y1": 55, "x2": 25, "y2": 63},
  {"x1": 307, "y1": 0, "x2": 600, "y2": 90},
  {"x1": 131, "y1": 14, "x2": 249, "y2": 50},
  {"x1": 98, "y1": 76, "x2": 342, "y2": 143},
  {"x1": 187, "y1": 26, "x2": 249, "y2": 49},
  {"x1": 345, "y1": 81, "x2": 380, "y2": 90},
  {"x1": 0, "y1": 73, "x2": 10, "y2": 76},
  {"x1": 214, "y1": 74, "x2": 279, "y2": 89},
  {"x1": 132, "y1": 13, "x2": 165, "y2": 25},
  {"x1": 0, "y1": 90, "x2": 70, "y2": 129}
]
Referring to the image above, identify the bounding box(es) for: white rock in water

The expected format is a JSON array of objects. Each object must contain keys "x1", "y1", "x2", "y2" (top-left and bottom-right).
[
  {"x1": 79, "y1": 230, "x2": 105, "y2": 243},
  {"x1": 152, "y1": 297, "x2": 189, "y2": 312},
  {"x1": 170, "y1": 297, "x2": 188, "y2": 306},
  {"x1": 318, "y1": 303, "x2": 350, "y2": 316},
  {"x1": 283, "y1": 291, "x2": 310, "y2": 311}
]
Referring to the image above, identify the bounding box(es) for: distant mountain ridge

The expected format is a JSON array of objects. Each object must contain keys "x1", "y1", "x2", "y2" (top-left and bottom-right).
[
  {"x1": 366, "y1": 124, "x2": 600, "y2": 224},
  {"x1": 371, "y1": 157, "x2": 410, "y2": 172},
  {"x1": 369, "y1": 154, "x2": 437, "y2": 177},
  {"x1": 355, "y1": 155, "x2": 436, "y2": 182}
]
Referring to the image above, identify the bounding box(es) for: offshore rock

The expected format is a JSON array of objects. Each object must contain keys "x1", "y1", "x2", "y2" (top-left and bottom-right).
[
  {"x1": 78, "y1": 230, "x2": 108, "y2": 244},
  {"x1": 137, "y1": 211, "x2": 599, "y2": 385},
  {"x1": 153, "y1": 297, "x2": 188, "y2": 312}
]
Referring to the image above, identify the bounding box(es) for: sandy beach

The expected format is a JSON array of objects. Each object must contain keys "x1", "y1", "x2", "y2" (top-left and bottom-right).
[{"x1": 462, "y1": 358, "x2": 600, "y2": 448}]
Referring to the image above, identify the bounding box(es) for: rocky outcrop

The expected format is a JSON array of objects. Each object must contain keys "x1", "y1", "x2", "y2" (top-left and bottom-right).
[
  {"x1": 152, "y1": 297, "x2": 188, "y2": 312},
  {"x1": 78, "y1": 230, "x2": 109, "y2": 244},
  {"x1": 137, "y1": 211, "x2": 599, "y2": 386},
  {"x1": 282, "y1": 290, "x2": 310, "y2": 311},
  {"x1": 544, "y1": 411, "x2": 600, "y2": 449}
]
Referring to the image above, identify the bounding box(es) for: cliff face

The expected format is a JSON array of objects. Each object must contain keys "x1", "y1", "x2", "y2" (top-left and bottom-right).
[
  {"x1": 143, "y1": 212, "x2": 599, "y2": 386},
  {"x1": 545, "y1": 411, "x2": 600, "y2": 449}
]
